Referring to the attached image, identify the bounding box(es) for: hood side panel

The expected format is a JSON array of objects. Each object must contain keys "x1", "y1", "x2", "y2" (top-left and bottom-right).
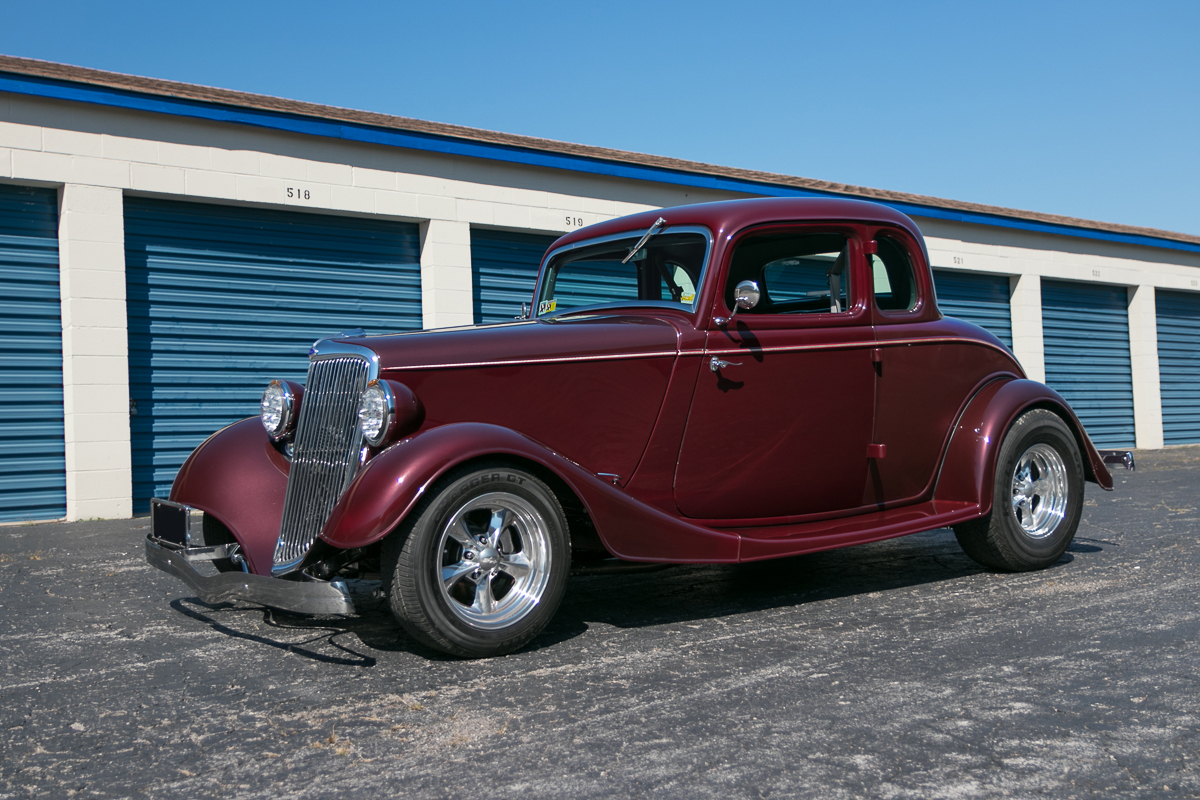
[
  {"x1": 363, "y1": 315, "x2": 681, "y2": 481},
  {"x1": 399, "y1": 356, "x2": 674, "y2": 482}
]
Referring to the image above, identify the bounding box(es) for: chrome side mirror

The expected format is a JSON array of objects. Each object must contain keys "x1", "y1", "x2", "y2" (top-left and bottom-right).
[
  {"x1": 718, "y1": 280, "x2": 761, "y2": 326},
  {"x1": 734, "y1": 280, "x2": 761, "y2": 311}
]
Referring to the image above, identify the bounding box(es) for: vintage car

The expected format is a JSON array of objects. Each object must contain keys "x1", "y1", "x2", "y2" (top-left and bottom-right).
[{"x1": 146, "y1": 197, "x2": 1134, "y2": 658}]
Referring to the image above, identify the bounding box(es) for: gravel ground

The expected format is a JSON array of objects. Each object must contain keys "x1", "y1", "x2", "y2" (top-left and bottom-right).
[{"x1": 1, "y1": 446, "x2": 1197, "y2": 799}]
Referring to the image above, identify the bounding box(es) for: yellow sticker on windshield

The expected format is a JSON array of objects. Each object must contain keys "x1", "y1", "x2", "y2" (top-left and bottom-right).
[
  {"x1": 681, "y1": 292, "x2": 695, "y2": 303},
  {"x1": 538, "y1": 299, "x2": 557, "y2": 314}
]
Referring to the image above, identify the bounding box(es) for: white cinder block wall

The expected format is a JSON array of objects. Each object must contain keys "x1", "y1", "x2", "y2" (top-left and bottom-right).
[
  {"x1": 419, "y1": 219, "x2": 474, "y2": 329},
  {"x1": 1127, "y1": 286, "x2": 1164, "y2": 450},
  {"x1": 1, "y1": 91, "x2": 1199, "y2": 520},
  {"x1": 1006, "y1": 274, "x2": 1047, "y2": 384},
  {"x1": 57, "y1": 184, "x2": 131, "y2": 520}
]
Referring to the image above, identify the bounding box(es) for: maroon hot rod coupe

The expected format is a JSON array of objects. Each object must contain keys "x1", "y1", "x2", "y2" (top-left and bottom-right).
[{"x1": 147, "y1": 197, "x2": 1132, "y2": 658}]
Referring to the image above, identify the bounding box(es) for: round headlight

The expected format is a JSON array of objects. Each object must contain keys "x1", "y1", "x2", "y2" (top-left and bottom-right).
[
  {"x1": 261, "y1": 380, "x2": 295, "y2": 441},
  {"x1": 358, "y1": 380, "x2": 395, "y2": 447}
]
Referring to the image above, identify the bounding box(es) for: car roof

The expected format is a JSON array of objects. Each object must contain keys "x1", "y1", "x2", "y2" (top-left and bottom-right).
[{"x1": 551, "y1": 197, "x2": 925, "y2": 250}]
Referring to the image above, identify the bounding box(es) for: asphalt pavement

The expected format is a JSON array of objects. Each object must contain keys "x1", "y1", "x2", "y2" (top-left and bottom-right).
[{"x1": 1, "y1": 446, "x2": 1197, "y2": 799}]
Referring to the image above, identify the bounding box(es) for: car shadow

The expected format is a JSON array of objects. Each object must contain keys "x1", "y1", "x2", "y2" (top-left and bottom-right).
[
  {"x1": 542, "y1": 528, "x2": 996, "y2": 642},
  {"x1": 170, "y1": 598, "x2": 391, "y2": 666},
  {"x1": 536, "y1": 528, "x2": 1098, "y2": 648},
  {"x1": 1067, "y1": 536, "x2": 1113, "y2": 553},
  {"x1": 170, "y1": 527, "x2": 1102, "y2": 663}
]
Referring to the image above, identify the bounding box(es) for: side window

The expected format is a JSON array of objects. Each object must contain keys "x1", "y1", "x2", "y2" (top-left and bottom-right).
[
  {"x1": 727, "y1": 232, "x2": 851, "y2": 315},
  {"x1": 871, "y1": 236, "x2": 919, "y2": 312}
]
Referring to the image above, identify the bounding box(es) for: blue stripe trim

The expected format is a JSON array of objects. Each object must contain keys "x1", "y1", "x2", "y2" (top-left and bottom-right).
[{"x1": 4, "y1": 71, "x2": 1199, "y2": 255}]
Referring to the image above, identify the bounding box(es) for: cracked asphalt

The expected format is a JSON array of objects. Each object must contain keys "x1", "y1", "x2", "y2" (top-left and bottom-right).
[{"x1": 1, "y1": 446, "x2": 1197, "y2": 799}]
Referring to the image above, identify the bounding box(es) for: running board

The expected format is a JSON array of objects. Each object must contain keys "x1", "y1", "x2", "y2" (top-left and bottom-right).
[{"x1": 733, "y1": 500, "x2": 980, "y2": 562}]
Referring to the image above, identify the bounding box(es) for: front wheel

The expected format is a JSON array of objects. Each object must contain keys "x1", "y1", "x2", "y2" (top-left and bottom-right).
[
  {"x1": 954, "y1": 409, "x2": 1084, "y2": 571},
  {"x1": 384, "y1": 463, "x2": 570, "y2": 658}
]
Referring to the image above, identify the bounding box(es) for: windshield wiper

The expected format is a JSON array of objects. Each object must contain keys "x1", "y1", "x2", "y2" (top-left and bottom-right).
[{"x1": 621, "y1": 217, "x2": 666, "y2": 264}]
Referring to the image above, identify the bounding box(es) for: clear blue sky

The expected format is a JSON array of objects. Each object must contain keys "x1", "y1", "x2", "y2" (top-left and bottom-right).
[{"x1": 2, "y1": 1, "x2": 1198, "y2": 236}]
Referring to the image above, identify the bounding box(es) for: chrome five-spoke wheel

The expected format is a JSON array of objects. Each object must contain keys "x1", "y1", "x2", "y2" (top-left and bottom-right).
[
  {"x1": 1010, "y1": 442, "x2": 1069, "y2": 539},
  {"x1": 437, "y1": 493, "x2": 552, "y2": 630},
  {"x1": 385, "y1": 463, "x2": 570, "y2": 658},
  {"x1": 953, "y1": 409, "x2": 1083, "y2": 572}
]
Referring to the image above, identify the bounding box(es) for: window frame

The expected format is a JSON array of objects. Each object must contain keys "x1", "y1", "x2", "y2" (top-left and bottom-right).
[
  {"x1": 531, "y1": 225, "x2": 714, "y2": 319},
  {"x1": 711, "y1": 222, "x2": 871, "y2": 331},
  {"x1": 867, "y1": 226, "x2": 934, "y2": 325}
]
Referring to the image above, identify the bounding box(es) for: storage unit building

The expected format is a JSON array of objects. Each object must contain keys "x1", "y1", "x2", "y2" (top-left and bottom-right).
[{"x1": 1, "y1": 54, "x2": 1199, "y2": 520}]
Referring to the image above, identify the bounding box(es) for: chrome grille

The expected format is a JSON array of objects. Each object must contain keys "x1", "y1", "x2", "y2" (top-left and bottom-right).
[{"x1": 272, "y1": 355, "x2": 371, "y2": 573}]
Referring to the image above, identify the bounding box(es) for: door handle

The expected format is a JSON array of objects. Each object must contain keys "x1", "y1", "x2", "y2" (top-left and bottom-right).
[{"x1": 709, "y1": 356, "x2": 742, "y2": 373}]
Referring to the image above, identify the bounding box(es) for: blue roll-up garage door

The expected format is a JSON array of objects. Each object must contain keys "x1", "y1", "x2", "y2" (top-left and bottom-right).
[
  {"x1": 0, "y1": 185, "x2": 65, "y2": 522},
  {"x1": 471, "y1": 229, "x2": 558, "y2": 324},
  {"x1": 932, "y1": 270, "x2": 1013, "y2": 348},
  {"x1": 126, "y1": 199, "x2": 422, "y2": 512},
  {"x1": 1041, "y1": 280, "x2": 1135, "y2": 448},
  {"x1": 1156, "y1": 289, "x2": 1200, "y2": 444}
]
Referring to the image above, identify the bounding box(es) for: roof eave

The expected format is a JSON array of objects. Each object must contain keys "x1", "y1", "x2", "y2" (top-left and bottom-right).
[{"x1": 1, "y1": 54, "x2": 1197, "y2": 252}]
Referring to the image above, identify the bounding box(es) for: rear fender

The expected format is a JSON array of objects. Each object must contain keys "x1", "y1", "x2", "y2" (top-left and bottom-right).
[
  {"x1": 320, "y1": 422, "x2": 740, "y2": 563},
  {"x1": 936, "y1": 379, "x2": 1114, "y2": 513},
  {"x1": 169, "y1": 418, "x2": 289, "y2": 575}
]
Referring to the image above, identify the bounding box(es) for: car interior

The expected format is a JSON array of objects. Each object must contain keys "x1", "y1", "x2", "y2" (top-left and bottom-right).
[{"x1": 726, "y1": 232, "x2": 851, "y2": 314}]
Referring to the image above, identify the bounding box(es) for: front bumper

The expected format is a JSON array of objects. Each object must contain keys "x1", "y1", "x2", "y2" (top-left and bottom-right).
[{"x1": 145, "y1": 500, "x2": 354, "y2": 616}]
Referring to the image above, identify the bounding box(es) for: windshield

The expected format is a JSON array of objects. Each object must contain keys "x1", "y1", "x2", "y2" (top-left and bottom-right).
[{"x1": 535, "y1": 229, "x2": 709, "y2": 317}]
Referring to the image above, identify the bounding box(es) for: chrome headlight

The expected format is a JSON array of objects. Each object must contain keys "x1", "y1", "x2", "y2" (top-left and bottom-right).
[
  {"x1": 260, "y1": 380, "x2": 295, "y2": 441},
  {"x1": 357, "y1": 380, "x2": 395, "y2": 447}
]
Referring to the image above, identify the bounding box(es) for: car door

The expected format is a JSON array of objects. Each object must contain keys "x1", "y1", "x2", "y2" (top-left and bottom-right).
[
  {"x1": 673, "y1": 225, "x2": 878, "y2": 522},
  {"x1": 865, "y1": 229, "x2": 979, "y2": 506}
]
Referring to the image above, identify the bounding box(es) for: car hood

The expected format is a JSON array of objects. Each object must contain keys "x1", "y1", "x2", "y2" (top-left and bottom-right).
[
  {"x1": 345, "y1": 314, "x2": 683, "y2": 372},
  {"x1": 338, "y1": 314, "x2": 684, "y2": 484}
]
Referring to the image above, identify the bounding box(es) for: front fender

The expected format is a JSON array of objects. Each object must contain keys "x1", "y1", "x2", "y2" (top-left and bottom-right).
[
  {"x1": 935, "y1": 378, "x2": 1114, "y2": 513},
  {"x1": 320, "y1": 422, "x2": 741, "y2": 563},
  {"x1": 169, "y1": 418, "x2": 289, "y2": 574}
]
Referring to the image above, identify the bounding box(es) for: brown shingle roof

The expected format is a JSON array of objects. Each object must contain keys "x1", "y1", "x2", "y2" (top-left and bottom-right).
[{"x1": 2, "y1": 54, "x2": 1197, "y2": 248}]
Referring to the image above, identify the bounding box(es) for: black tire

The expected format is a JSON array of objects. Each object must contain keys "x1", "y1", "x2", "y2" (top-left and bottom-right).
[
  {"x1": 383, "y1": 463, "x2": 570, "y2": 658},
  {"x1": 954, "y1": 409, "x2": 1084, "y2": 572}
]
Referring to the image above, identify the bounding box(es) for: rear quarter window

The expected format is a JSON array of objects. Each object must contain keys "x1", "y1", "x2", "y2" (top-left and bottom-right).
[{"x1": 872, "y1": 237, "x2": 919, "y2": 312}]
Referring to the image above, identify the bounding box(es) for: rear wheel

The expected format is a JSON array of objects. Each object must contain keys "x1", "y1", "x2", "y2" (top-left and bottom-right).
[
  {"x1": 954, "y1": 409, "x2": 1084, "y2": 571},
  {"x1": 384, "y1": 463, "x2": 570, "y2": 658}
]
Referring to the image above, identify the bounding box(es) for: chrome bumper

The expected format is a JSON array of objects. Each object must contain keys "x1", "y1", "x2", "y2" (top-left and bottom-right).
[{"x1": 145, "y1": 499, "x2": 354, "y2": 616}]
